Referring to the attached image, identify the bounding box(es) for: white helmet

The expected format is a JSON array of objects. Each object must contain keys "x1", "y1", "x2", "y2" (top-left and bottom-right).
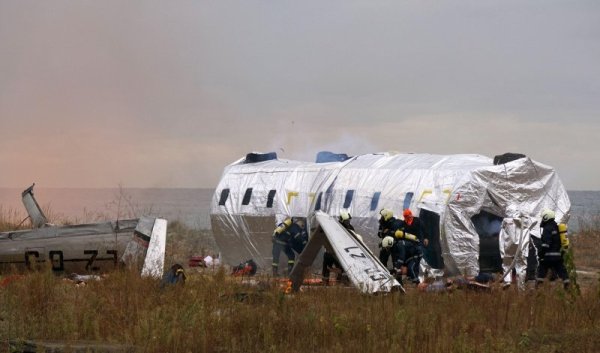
[
  {"x1": 541, "y1": 209, "x2": 555, "y2": 222},
  {"x1": 340, "y1": 210, "x2": 351, "y2": 221},
  {"x1": 381, "y1": 236, "x2": 395, "y2": 249},
  {"x1": 379, "y1": 209, "x2": 393, "y2": 221}
]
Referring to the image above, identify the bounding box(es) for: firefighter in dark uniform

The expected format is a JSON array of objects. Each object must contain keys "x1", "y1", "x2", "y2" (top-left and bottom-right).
[
  {"x1": 378, "y1": 209, "x2": 403, "y2": 270},
  {"x1": 272, "y1": 217, "x2": 296, "y2": 277},
  {"x1": 288, "y1": 218, "x2": 308, "y2": 255},
  {"x1": 322, "y1": 211, "x2": 352, "y2": 284},
  {"x1": 396, "y1": 209, "x2": 429, "y2": 284},
  {"x1": 536, "y1": 209, "x2": 570, "y2": 289},
  {"x1": 339, "y1": 210, "x2": 354, "y2": 232}
]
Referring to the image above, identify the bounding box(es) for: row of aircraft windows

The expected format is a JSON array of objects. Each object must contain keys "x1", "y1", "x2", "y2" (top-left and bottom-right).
[{"x1": 218, "y1": 188, "x2": 415, "y2": 211}]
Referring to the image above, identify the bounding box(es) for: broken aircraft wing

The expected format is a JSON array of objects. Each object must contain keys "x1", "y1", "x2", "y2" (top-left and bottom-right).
[{"x1": 290, "y1": 211, "x2": 401, "y2": 294}]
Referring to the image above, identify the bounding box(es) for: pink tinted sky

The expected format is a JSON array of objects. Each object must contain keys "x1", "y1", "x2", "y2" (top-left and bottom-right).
[{"x1": 1, "y1": 1, "x2": 599, "y2": 189}]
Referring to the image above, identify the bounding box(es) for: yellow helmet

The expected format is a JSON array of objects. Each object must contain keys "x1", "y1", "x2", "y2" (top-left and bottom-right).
[{"x1": 380, "y1": 208, "x2": 393, "y2": 221}]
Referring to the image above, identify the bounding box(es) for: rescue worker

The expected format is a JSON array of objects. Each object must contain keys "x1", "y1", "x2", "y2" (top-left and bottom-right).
[
  {"x1": 339, "y1": 210, "x2": 354, "y2": 231},
  {"x1": 322, "y1": 211, "x2": 353, "y2": 284},
  {"x1": 378, "y1": 209, "x2": 402, "y2": 270},
  {"x1": 271, "y1": 217, "x2": 296, "y2": 277},
  {"x1": 288, "y1": 218, "x2": 308, "y2": 255},
  {"x1": 379, "y1": 235, "x2": 405, "y2": 284},
  {"x1": 396, "y1": 209, "x2": 428, "y2": 284},
  {"x1": 160, "y1": 264, "x2": 186, "y2": 288},
  {"x1": 548, "y1": 222, "x2": 570, "y2": 282},
  {"x1": 536, "y1": 209, "x2": 570, "y2": 289}
]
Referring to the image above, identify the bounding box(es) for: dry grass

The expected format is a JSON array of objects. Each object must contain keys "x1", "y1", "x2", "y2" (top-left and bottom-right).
[
  {"x1": 1, "y1": 265, "x2": 599, "y2": 353},
  {"x1": 0, "y1": 206, "x2": 27, "y2": 232},
  {"x1": 164, "y1": 221, "x2": 219, "y2": 266},
  {"x1": 572, "y1": 230, "x2": 600, "y2": 270},
  {"x1": 1, "y1": 205, "x2": 600, "y2": 352},
  {"x1": 569, "y1": 227, "x2": 600, "y2": 291}
]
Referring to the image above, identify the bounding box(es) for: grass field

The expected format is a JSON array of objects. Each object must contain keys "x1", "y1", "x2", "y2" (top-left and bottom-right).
[{"x1": 1, "y1": 212, "x2": 599, "y2": 353}]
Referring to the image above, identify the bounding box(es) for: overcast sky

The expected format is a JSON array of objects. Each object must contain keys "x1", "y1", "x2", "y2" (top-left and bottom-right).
[{"x1": 1, "y1": 1, "x2": 598, "y2": 190}]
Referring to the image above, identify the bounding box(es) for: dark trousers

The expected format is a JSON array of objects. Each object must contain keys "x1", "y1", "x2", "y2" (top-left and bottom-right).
[
  {"x1": 379, "y1": 247, "x2": 393, "y2": 270},
  {"x1": 272, "y1": 240, "x2": 295, "y2": 276},
  {"x1": 403, "y1": 242, "x2": 423, "y2": 283},
  {"x1": 394, "y1": 240, "x2": 423, "y2": 283},
  {"x1": 536, "y1": 255, "x2": 569, "y2": 284},
  {"x1": 322, "y1": 251, "x2": 342, "y2": 282}
]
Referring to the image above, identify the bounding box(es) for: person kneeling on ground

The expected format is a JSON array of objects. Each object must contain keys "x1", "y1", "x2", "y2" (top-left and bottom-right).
[{"x1": 161, "y1": 264, "x2": 186, "y2": 288}]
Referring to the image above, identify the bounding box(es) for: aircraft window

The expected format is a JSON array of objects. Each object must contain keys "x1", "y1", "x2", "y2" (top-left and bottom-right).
[
  {"x1": 24, "y1": 251, "x2": 39, "y2": 270},
  {"x1": 242, "y1": 188, "x2": 253, "y2": 205},
  {"x1": 266, "y1": 190, "x2": 276, "y2": 208},
  {"x1": 403, "y1": 192, "x2": 414, "y2": 210},
  {"x1": 370, "y1": 192, "x2": 381, "y2": 211},
  {"x1": 343, "y1": 190, "x2": 354, "y2": 208},
  {"x1": 218, "y1": 189, "x2": 230, "y2": 206},
  {"x1": 315, "y1": 192, "x2": 323, "y2": 211}
]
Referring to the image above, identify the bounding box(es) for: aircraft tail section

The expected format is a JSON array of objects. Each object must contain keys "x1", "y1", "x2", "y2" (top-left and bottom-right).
[
  {"x1": 21, "y1": 184, "x2": 48, "y2": 228},
  {"x1": 141, "y1": 218, "x2": 167, "y2": 278},
  {"x1": 121, "y1": 216, "x2": 168, "y2": 278}
]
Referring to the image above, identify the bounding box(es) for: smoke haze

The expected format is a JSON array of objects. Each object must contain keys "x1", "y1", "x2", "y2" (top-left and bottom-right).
[{"x1": 1, "y1": 1, "x2": 599, "y2": 189}]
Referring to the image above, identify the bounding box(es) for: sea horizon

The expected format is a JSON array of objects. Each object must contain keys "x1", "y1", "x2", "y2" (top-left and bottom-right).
[{"x1": 2, "y1": 187, "x2": 600, "y2": 232}]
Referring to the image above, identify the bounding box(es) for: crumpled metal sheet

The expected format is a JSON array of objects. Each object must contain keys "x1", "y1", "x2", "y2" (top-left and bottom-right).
[
  {"x1": 210, "y1": 153, "x2": 570, "y2": 277},
  {"x1": 317, "y1": 211, "x2": 401, "y2": 293}
]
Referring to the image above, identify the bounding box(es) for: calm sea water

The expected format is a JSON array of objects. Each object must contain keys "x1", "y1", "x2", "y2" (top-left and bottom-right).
[{"x1": 1, "y1": 188, "x2": 599, "y2": 232}]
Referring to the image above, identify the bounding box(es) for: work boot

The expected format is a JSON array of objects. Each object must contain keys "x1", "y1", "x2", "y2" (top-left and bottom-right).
[
  {"x1": 395, "y1": 274, "x2": 404, "y2": 287},
  {"x1": 272, "y1": 266, "x2": 279, "y2": 278}
]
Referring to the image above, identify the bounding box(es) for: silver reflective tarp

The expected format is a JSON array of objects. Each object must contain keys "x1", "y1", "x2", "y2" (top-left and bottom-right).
[{"x1": 210, "y1": 152, "x2": 570, "y2": 278}]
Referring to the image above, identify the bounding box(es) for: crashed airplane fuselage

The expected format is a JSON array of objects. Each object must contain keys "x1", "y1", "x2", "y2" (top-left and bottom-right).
[
  {"x1": 210, "y1": 151, "x2": 571, "y2": 282},
  {"x1": 0, "y1": 185, "x2": 167, "y2": 277}
]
